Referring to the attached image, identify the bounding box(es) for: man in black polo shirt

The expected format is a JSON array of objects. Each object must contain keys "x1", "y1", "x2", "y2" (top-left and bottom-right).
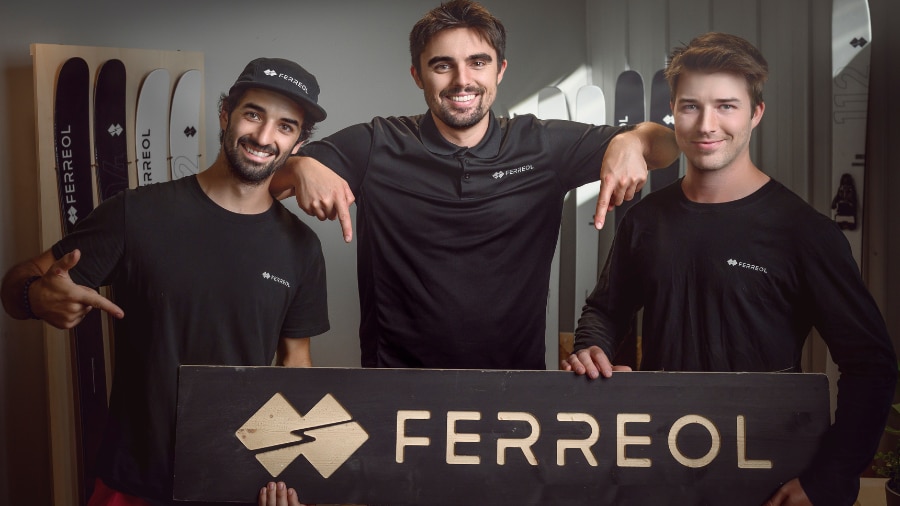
[{"x1": 272, "y1": 0, "x2": 679, "y2": 370}]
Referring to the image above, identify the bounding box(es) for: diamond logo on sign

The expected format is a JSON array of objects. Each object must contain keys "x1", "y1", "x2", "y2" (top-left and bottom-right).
[
  {"x1": 264, "y1": 69, "x2": 277, "y2": 76},
  {"x1": 107, "y1": 123, "x2": 123, "y2": 137},
  {"x1": 236, "y1": 393, "x2": 368, "y2": 478}
]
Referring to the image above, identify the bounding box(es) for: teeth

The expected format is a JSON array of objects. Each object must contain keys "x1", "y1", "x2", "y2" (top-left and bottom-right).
[
  {"x1": 450, "y1": 95, "x2": 476, "y2": 102},
  {"x1": 246, "y1": 146, "x2": 271, "y2": 157}
]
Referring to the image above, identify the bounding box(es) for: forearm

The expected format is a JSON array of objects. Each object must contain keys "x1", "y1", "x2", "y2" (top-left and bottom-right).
[
  {"x1": 625, "y1": 122, "x2": 679, "y2": 170},
  {"x1": 1, "y1": 252, "x2": 54, "y2": 320},
  {"x1": 269, "y1": 158, "x2": 300, "y2": 201},
  {"x1": 573, "y1": 302, "x2": 619, "y2": 357},
  {"x1": 1, "y1": 263, "x2": 40, "y2": 320},
  {"x1": 277, "y1": 337, "x2": 312, "y2": 367}
]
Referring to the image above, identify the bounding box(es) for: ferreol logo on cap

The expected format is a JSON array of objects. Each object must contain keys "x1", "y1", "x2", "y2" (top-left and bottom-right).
[
  {"x1": 235, "y1": 393, "x2": 369, "y2": 478},
  {"x1": 265, "y1": 67, "x2": 310, "y2": 95}
]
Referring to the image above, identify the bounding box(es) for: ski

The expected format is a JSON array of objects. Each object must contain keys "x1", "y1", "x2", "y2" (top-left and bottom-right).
[
  {"x1": 649, "y1": 69, "x2": 679, "y2": 192},
  {"x1": 169, "y1": 69, "x2": 202, "y2": 179},
  {"x1": 611, "y1": 70, "x2": 645, "y2": 370},
  {"x1": 135, "y1": 68, "x2": 171, "y2": 186},
  {"x1": 613, "y1": 70, "x2": 645, "y2": 229},
  {"x1": 831, "y1": 0, "x2": 872, "y2": 266},
  {"x1": 53, "y1": 56, "x2": 108, "y2": 506},
  {"x1": 94, "y1": 59, "x2": 129, "y2": 201}
]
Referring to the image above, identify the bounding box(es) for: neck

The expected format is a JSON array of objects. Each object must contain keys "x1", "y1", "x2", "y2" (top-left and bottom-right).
[
  {"x1": 196, "y1": 155, "x2": 274, "y2": 214},
  {"x1": 681, "y1": 162, "x2": 770, "y2": 204},
  {"x1": 432, "y1": 112, "x2": 491, "y2": 148}
]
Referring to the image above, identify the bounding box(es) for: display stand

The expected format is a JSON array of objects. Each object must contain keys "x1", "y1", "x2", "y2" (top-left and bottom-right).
[{"x1": 31, "y1": 43, "x2": 204, "y2": 506}]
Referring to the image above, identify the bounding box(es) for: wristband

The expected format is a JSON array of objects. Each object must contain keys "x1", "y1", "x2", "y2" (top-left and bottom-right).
[{"x1": 22, "y1": 275, "x2": 41, "y2": 320}]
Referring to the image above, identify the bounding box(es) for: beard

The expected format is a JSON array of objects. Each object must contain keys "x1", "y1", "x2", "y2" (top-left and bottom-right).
[
  {"x1": 431, "y1": 86, "x2": 489, "y2": 130},
  {"x1": 222, "y1": 130, "x2": 292, "y2": 186}
]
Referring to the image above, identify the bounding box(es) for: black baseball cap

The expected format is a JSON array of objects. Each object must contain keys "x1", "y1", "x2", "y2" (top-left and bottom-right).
[{"x1": 229, "y1": 57, "x2": 327, "y2": 122}]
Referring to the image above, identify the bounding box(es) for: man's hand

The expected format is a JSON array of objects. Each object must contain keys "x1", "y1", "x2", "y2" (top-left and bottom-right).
[
  {"x1": 594, "y1": 131, "x2": 648, "y2": 229},
  {"x1": 31, "y1": 249, "x2": 124, "y2": 329},
  {"x1": 271, "y1": 156, "x2": 355, "y2": 243},
  {"x1": 258, "y1": 481, "x2": 311, "y2": 506},
  {"x1": 594, "y1": 122, "x2": 679, "y2": 229},
  {"x1": 561, "y1": 345, "x2": 632, "y2": 379},
  {"x1": 763, "y1": 478, "x2": 812, "y2": 506}
]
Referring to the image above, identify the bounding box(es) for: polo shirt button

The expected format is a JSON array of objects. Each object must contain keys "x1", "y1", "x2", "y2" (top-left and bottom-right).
[{"x1": 464, "y1": 173, "x2": 471, "y2": 180}]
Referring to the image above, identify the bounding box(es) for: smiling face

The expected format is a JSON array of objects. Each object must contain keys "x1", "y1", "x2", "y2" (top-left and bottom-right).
[
  {"x1": 220, "y1": 87, "x2": 305, "y2": 185},
  {"x1": 411, "y1": 27, "x2": 507, "y2": 141},
  {"x1": 672, "y1": 70, "x2": 764, "y2": 175}
]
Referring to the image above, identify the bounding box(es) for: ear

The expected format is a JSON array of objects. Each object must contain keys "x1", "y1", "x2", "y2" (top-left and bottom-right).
[
  {"x1": 219, "y1": 107, "x2": 229, "y2": 131},
  {"x1": 410, "y1": 65, "x2": 424, "y2": 90},
  {"x1": 290, "y1": 139, "x2": 304, "y2": 156},
  {"x1": 751, "y1": 101, "x2": 765, "y2": 129},
  {"x1": 496, "y1": 59, "x2": 508, "y2": 85}
]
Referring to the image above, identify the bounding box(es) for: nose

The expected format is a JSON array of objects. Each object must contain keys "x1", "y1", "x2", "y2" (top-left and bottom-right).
[
  {"x1": 452, "y1": 66, "x2": 472, "y2": 87},
  {"x1": 253, "y1": 121, "x2": 278, "y2": 147},
  {"x1": 698, "y1": 107, "x2": 717, "y2": 133}
]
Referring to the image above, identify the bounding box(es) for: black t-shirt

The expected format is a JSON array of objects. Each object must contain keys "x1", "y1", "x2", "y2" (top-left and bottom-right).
[
  {"x1": 302, "y1": 111, "x2": 625, "y2": 369},
  {"x1": 53, "y1": 176, "x2": 330, "y2": 504}
]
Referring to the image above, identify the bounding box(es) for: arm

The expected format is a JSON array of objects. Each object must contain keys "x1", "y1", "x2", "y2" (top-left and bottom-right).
[
  {"x1": 258, "y1": 481, "x2": 311, "y2": 506},
  {"x1": 795, "y1": 222, "x2": 896, "y2": 504},
  {"x1": 1, "y1": 248, "x2": 123, "y2": 328},
  {"x1": 594, "y1": 122, "x2": 679, "y2": 229},
  {"x1": 562, "y1": 221, "x2": 643, "y2": 378},
  {"x1": 270, "y1": 156, "x2": 355, "y2": 243},
  {"x1": 276, "y1": 337, "x2": 312, "y2": 368}
]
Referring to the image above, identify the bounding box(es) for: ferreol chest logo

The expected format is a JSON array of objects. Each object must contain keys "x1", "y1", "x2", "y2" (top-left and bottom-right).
[{"x1": 235, "y1": 393, "x2": 368, "y2": 478}]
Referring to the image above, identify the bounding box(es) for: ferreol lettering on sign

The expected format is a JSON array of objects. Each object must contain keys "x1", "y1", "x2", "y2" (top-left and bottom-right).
[{"x1": 175, "y1": 367, "x2": 829, "y2": 506}]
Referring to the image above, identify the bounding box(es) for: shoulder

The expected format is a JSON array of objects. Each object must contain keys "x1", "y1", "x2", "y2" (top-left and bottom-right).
[{"x1": 269, "y1": 203, "x2": 324, "y2": 250}]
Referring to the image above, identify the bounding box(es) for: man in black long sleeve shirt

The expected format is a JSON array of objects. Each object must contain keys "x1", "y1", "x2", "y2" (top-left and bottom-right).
[{"x1": 564, "y1": 32, "x2": 896, "y2": 506}]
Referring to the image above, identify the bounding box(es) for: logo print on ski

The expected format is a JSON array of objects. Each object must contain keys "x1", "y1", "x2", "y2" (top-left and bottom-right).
[{"x1": 107, "y1": 123, "x2": 123, "y2": 137}]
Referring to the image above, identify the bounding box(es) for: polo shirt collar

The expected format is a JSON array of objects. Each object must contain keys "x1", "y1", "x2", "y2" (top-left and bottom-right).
[{"x1": 419, "y1": 111, "x2": 502, "y2": 158}]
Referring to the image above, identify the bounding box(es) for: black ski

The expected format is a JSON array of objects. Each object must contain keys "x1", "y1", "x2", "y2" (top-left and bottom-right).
[
  {"x1": 54, "y1": 57, "x2": 108, "y2": 506},
  {"x1": 649, "y1": 69, "x2": 680, "y2": 191},
  {"x1": 94, "y1": 59, "x2": 129, "y2": 201},
  {"x1": 613, "y1": 70, "x2": 645, "y2": 229},
  {"x1": 610, "y1": 69, "x2": 645, "y2": 370}
]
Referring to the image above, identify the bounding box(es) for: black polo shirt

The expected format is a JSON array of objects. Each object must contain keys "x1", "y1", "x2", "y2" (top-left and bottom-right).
[{"x1": 301, "y1": 111, "x2": 625, "y2": 369}]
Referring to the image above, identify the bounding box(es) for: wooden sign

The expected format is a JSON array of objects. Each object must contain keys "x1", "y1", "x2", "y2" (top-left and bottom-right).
[{"x1": 174, "y1": 367, "x2": 829, "y2": 505}]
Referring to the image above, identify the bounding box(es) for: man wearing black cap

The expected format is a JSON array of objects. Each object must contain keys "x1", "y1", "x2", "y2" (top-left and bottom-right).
[{"x1": 1, "y1": 57, "x2": 329, "y2": 506}]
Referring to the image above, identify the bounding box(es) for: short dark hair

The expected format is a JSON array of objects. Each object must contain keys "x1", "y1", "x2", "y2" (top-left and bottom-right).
[
  {"x1": 409, "y1": 0, "x2": 507, "y2": 74},
  {"x1": 665, "y1": 32, "x2": 768, "y2": 112},
  {"x1": 217, "y1": 89, "x2": 316, "y2": 145}
]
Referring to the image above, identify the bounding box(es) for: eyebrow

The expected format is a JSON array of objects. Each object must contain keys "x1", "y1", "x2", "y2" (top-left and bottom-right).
[
  {"x1": 426, "y1": 52, "x2": 494, "y2": 67},
  {"x1": 242, "y1": 101, "x2": 300, "y2": 127},
  {"x1": 677, "y1": 97, "x2": 742, "y2": 104}
]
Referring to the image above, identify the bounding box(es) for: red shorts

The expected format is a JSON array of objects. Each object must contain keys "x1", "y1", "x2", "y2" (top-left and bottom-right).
[{"x1": 87, "y1": 479, "x2": 152, "y2": 506}]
